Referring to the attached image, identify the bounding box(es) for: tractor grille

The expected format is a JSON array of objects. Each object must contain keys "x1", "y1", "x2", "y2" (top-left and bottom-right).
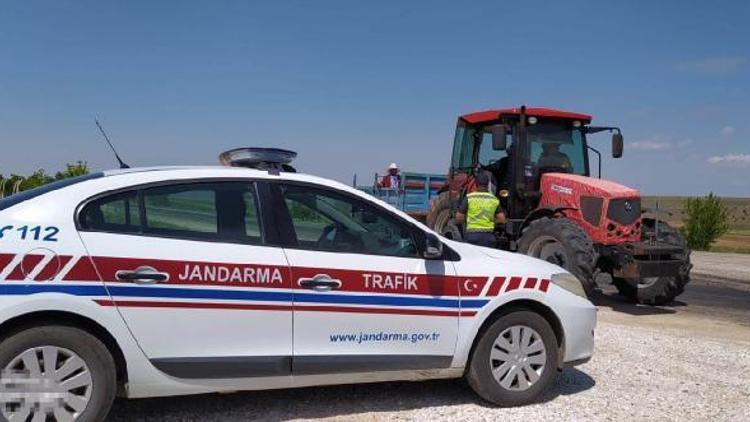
[
  {"x1": 607, "y1": 198, "x2": 641, "y2": 226},
  {"x1": 580, "y1": 196, "x2": 604, "y2": 227}
]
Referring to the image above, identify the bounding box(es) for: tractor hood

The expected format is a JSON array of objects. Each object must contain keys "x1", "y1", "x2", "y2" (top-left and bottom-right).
[
  {"x1": 538, "y1": 173, "x2": 642, "y2": 244},
  {"x1": 539, "y1": 173, "x2": 639, "y2": 202}
]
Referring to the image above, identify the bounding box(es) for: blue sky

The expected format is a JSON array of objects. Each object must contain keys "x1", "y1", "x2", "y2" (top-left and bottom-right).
[{"x1": 0, "y1": 1, "x2": 748, "y2": 196}]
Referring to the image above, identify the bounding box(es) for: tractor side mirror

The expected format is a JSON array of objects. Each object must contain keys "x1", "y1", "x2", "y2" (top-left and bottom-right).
[
  {"x1": 423, "y1": 233, "x2": 444, "y2": 259},
  {"x1": 492, "y1": 125, "x2": 508, "y2": 150},
  {"x1": 612, "y1": 133, "x2": 624, "y2": 158}
]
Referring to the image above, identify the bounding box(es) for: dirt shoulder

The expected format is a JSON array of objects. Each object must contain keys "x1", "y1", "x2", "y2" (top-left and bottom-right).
[
  {"x1": 691, "y1": 251, "x2": 750, "y2": 285},
  {"x1": 597, "y1": 306, "x2": 750, "y2": 345}
]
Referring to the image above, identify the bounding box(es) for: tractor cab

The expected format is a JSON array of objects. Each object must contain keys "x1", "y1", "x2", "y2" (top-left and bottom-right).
[{"x1": 449, "y1": 106, "x2": 623, "y2": 220}]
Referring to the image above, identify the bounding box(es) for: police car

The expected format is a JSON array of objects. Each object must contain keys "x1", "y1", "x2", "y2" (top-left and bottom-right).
[{"x1": 0, "y1": 149, "x2": 595, "y2": 421}]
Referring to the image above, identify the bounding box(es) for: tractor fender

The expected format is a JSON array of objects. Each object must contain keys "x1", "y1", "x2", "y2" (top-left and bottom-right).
[{"x1": 520, "y1": 206, "x2": 577, "y2": 232}]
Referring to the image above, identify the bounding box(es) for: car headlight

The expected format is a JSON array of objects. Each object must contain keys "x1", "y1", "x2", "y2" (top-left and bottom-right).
[{"x1": 550, "y1": 273, "x2": 587, "y2": 298}]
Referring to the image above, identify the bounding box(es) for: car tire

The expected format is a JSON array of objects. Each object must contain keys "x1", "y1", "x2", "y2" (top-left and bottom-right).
[
  {"x1": 466, "y1": 310, "x2": 559, "y2": 407},
  {"x1": 0, "y1": 325, "x2": 117, "y2": 422}
]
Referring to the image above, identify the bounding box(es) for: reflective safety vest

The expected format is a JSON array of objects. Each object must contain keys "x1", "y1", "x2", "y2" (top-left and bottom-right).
[{"x1": 465, "y1": 191, "x2": 500, "y2": 232}]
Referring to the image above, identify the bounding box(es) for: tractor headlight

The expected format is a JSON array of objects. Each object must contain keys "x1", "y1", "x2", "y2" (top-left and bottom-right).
[{"x1": 550, "y1": 273, "x2": 587, "y2": 298}]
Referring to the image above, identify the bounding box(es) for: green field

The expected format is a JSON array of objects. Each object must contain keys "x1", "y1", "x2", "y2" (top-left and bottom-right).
[{"x1": 643, "y1": 196, "x2": 750, "y2": 253}]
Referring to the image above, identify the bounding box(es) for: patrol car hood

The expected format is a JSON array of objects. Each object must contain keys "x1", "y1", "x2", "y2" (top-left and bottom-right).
[{"x1": 445, "y1": 239, "x2": 568, "y2": 277}]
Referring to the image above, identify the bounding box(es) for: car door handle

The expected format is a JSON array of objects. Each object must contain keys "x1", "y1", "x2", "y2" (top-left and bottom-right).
[
  {"x1": 115, "y1": 266, "x2": 170, "y2": 285},
  {"x1": 298, "y1": 274, "x2": 342, "y2": 291}
]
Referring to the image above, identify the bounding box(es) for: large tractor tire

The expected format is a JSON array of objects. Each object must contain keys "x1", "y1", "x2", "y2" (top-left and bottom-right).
[
  {"x1": 517, "y1": 217, "x2": 598, "y2": 296},
  {"x1": 426, "y1": 192, "x2": 463, "y2": 241},
  {"x1": 613, "y1": 219, "x2": 692, "y2": 305}
]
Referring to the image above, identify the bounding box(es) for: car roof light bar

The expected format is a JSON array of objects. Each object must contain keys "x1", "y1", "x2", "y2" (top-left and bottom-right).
[{"x1": 218, "y1": 148, "x2": 298, "y2": 174}]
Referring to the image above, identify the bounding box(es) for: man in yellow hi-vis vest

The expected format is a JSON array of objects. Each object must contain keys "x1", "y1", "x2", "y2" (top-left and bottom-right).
[{"x1": 455, "y1": 171, "x2": 506, "y2": 247}]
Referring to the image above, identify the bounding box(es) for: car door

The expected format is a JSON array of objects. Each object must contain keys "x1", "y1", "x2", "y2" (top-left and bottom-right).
[
  {"x1": 76, "y1": 180, "x2": 293, "y2": 379},
  {"x1": 272, "y1": 182, "x2": 460, "y2": 375}
]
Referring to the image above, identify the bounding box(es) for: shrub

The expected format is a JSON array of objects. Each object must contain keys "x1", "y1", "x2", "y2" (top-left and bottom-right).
[
  {"x1": 680, "y1": 193, "x2": 730, "y2": 250},
  {"x1": 0, "y1": 162, "x2": 89, "y2": 197},
  {"x1": 54, "y1": 161, "x2": 89, "y2": 180}
]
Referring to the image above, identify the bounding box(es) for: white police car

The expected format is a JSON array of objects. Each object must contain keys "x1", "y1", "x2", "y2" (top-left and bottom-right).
[{"x1": 0, "y1": 149, "x2": 595, "y2": 421}]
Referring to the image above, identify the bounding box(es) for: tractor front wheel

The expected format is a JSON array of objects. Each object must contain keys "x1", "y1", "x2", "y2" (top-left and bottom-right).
[
  {"x1": 612, "y1": 219, "x2": 692, "y2": 305},
  {"x1": 518, "y1": 217, "x2": 598, "y2": 296},
  {"x1": 427, "y1": 192, "x2": 463, "y2": 241}
]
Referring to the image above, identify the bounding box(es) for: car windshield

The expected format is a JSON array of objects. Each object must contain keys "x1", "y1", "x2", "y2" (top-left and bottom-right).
[{"x1": 0, "y1": 173, "x2": 104, "y2": 211}]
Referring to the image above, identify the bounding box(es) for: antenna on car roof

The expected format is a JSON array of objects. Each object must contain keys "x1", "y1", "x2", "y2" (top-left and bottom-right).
[{"x1": 95, "y1": 118, "x2": 130, "y2": 169}]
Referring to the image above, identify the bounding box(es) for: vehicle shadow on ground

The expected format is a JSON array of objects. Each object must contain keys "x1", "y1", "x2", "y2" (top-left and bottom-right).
[
  {"x1": 108, "y1": 368, "x2": 595, "y2": 421},
  {"x1": 590, "y1": 290, "x2": 684, "y2": 316},
  {"x1": 590, "y1": 276, "x2": 687, "y2": 316}
]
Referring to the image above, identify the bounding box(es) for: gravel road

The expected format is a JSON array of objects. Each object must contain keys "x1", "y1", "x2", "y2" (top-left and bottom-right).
[
  {"x1": 109, "y1": 255, "x2": 750, "y2": 421},
  {"x1": 109, "y1": 311, "x2": 750, "y2": 421}
]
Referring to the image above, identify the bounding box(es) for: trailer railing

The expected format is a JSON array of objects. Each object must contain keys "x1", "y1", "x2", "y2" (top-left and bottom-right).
[{"x1": 355, "y1": 172, "x2": 446, "y2": 218}]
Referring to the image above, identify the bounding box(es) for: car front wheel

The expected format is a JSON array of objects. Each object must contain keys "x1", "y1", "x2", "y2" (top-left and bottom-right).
[
  {"x1": 466, "y1": 310, "x2": 559, "y2": 407},
  {"x1": 0, "y1": 325, "x2": 117, "y2": 422}
]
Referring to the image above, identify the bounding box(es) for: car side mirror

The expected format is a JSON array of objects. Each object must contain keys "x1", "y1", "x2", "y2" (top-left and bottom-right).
[
  {"x1": 423, "y1": 233, "x2": 444, "y2": 259},
  {"x1": 612, "y1": 133, "x2": 624, "y2": 158},
  {"x1": 492, "y1": 125, "x2": 508, "y2": 151}
]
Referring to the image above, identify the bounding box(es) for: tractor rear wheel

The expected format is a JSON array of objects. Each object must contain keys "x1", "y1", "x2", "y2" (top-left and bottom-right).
[
  {"x1": 427, "y1": 192, "x2": 463, "y2": 241},
  {"x1": 518, "y1": 217, "x2": 598, "y2": 296},
  {"x1": 613, "y1": 219, "x2": 692, "y2": 305}
]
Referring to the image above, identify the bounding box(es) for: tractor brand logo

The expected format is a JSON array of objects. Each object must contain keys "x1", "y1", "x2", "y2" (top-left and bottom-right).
[
  {"x1": 624, "y1": 200, "x2": 633, "y2": 212},
  {"x1": 550, "y1": 184, "x2": 573, "y2": 195}
]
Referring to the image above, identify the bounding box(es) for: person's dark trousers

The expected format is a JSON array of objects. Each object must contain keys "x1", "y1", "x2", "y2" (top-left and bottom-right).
[{"x1": 464, "y1": 231, "x2": 496, "y2": 248}]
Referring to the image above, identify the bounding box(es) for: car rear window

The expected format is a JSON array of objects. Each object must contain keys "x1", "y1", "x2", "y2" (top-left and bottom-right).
[
  {"x1": 0, "y1": 173, "x2": 104, "y2": 211},
  {"x1": 79, "y1": 181, "x2": 264, "y2": 245},
  {"x1": 80, "y1": 190, "x2": 141, "y2": 233}
]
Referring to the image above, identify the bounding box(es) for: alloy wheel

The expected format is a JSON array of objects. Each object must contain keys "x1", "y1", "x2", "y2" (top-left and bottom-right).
[
  {"x1": 489, "y1": 325, "x2": 547, "y2": 391},
  {"x1": 1, "y1": 346, "x2": 93, "y2": 421}
]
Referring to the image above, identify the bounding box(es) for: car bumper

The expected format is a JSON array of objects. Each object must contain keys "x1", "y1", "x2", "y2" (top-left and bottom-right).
[
  {"x1": 543, "y1": 288, "x2": 597, "y2": 366},
  {"x1": 564, "y1": 356, "x2": 592, "y2": 367}
]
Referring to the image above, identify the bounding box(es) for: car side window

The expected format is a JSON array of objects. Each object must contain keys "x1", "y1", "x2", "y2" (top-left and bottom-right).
[
  {"x1": 143, "y1": 185, "x2": 218, "y2": 237},
  {"x1": 80, "y1": 191, "x2": 141, "y2": 233},
  {"x1": 280, "y1": 184, "x2": 419, "y2": 258},
  {"x1": 80, "y1": 182, "x2": 263, "y2": 244}
]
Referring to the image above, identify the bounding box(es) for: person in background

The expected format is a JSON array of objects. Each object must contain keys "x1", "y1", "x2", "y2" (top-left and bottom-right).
[
  {"x1": 455, "y1": 171, "x2": 506, "y2": 247},
  {"x1": 378, "y1": 163, "x2": 402, "y2": 190}
]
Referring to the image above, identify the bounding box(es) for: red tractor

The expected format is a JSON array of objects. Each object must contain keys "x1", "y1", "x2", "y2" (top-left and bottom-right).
[{"x1": 427, "y1": 106, "x2": 691, "y2": 305}]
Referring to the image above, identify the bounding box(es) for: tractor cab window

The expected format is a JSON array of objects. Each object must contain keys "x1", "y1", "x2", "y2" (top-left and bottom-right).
[
  {"x1": 451, "y1": 126, "x2": 474, "y2": 169},
  {"x1": 478, "y1": 131, "x2": 509, "y2": 167},
  {"x1": 526, "y1": 124, "x2": 587, "y2": 176},
  {"x1": 451, "y1": 125, "x2": 509, "y2": 169}
]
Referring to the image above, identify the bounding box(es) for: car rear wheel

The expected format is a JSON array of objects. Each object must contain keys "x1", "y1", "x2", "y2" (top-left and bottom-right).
[
  {"x1": 0, "y1": 326, "x2": 117, "y2": 422},
  {"x1": 467, "y1": 310, "x2": 559, "y2": 407}
]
